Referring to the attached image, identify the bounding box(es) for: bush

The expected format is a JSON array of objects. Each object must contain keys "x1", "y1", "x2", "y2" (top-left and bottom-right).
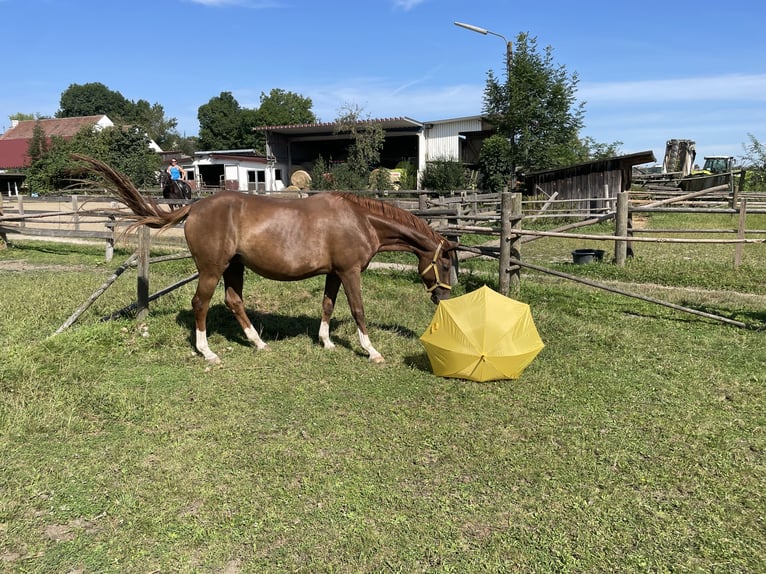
[
  {"x1": 420, "y1": 158, "x2": 466, "y2": 191},
  {"x1": 478, "y1": 134, "x2": 513, "y2": 193}
]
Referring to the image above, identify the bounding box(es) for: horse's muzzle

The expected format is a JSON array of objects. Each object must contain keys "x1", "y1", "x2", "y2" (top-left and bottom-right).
[{"x1": 430, "y1": 286, "x2": 451, "y2": 305}]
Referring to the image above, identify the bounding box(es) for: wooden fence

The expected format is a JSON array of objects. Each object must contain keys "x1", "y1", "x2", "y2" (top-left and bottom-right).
[{"x1": 4, "y1": 187, "x2": 766, "y2": 332}]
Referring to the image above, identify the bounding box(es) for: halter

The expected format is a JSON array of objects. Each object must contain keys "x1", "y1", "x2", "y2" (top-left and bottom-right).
[{"x1": 420, "y1": 241, "x2": 452, "y2": 293}]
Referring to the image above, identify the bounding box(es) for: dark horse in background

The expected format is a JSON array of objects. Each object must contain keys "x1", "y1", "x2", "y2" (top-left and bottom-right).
[
  {"x1": 159, "y1": 170, "x2": 192, "y2": 210},
  {"x1": 77, "y1": 155, "x2": 456, "y2": 365}
]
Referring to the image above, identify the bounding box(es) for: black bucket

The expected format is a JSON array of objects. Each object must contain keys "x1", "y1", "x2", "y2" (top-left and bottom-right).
[{"x1": 571, "y1": 249, "x2": 605, "y2": 264}]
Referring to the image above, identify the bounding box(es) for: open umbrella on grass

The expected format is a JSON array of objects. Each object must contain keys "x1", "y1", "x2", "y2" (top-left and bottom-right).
[{"x1": 420, "y1": 285, "x2": 544, "y2": 382}]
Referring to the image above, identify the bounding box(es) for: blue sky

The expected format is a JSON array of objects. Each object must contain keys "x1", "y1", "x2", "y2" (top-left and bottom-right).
[{"x1": 2, "y1": 0, "x2": 765, "y2": 166}]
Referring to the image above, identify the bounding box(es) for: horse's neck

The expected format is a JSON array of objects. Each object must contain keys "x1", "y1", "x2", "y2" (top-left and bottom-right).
[{"x1": 372, "y1": 218, "x2": 437, "y2": 255}]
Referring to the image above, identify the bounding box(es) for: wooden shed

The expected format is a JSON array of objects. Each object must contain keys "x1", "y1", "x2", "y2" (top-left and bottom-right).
[{"x1": 524, "y1": 151, "x2": 656, "y2": 200}]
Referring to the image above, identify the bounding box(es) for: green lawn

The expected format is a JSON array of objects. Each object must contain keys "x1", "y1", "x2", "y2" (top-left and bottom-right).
[{"x1": 0, "y1": 225, "x2": 764, "y2": 573}]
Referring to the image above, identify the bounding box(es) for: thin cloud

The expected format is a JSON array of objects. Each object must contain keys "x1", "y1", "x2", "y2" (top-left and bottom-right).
[
  {"x1": 580, "y1": 74, "x2": 766, "y2": 103},
  {"x1": 187, "y1": 0, "x2": 280, "y2": 7},
  {"x1": 393, "y1": 0, "x2": 427, "y2": 11}
]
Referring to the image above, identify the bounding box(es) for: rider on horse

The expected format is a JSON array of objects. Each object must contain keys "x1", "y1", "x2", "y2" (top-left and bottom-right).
[
  {"x1": 167, "y1": 158, "x2": 186, "y2": 183},
  {"x1": 164, "y1": 158, "x2": 192, "y2": 205}
]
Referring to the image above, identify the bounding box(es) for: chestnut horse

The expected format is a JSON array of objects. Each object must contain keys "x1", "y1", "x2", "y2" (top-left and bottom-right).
[{"x1": 77, "y1": 155, "x2": 456, "y2": 365}]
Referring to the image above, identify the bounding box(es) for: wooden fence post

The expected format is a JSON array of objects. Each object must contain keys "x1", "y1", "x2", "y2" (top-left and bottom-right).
[
  {"x1": 71, "y1": 195, "x2": 80, "y2": 230},
  {"x1": 17, "y1": 195, "x2": 24, "y2": 228},
  {"x1": 105, "y1": 202, "x2": 116, "y2": 262},
  {"x1": 136, "y1": 225, "x2": 150, "y2": 319},
  {"x1": 499, "y1": 191, "x2": 521, "y2": 296},
  {"x1": 734, "y1": 198, "x2": 747, "y2": 268},
  {"x1": 614, "y1": 192, "x2": 629, "y2": 266}
]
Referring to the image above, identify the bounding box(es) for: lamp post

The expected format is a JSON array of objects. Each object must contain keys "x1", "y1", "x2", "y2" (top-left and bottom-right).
[
  {"x1": 453, "y1": 21, "x2": 512, "y2": 72},
  {"x1": 454, "y1": 21, "x2": 518, "y2": 296}
]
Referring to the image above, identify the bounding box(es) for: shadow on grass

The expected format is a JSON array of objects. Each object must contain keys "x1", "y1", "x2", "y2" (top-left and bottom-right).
[{"x1": 175, "y1": 305, "x2": 421, "y2": 354}]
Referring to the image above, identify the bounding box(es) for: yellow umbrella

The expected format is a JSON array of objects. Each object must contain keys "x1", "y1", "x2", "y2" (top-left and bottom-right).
[{"x1": 420, "y1": 285, "x2": 544, "y2": 381}]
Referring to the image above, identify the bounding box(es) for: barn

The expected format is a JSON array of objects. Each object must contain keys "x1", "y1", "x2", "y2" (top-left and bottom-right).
[
  {"x1": 257, "y1": 115, "x2": 494, "y2": 190},
  {"x1": 524, "y1": 151, "x2": 657, "y2": 201}
]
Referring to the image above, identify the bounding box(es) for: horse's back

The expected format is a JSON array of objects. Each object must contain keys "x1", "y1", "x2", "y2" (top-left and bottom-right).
[{"x1": 183, "y1": 192, "x2": 377, "y2": 278}]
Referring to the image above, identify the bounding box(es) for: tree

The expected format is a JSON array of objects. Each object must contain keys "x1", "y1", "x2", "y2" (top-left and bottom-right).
[
  {"x1": 27, "y1": 121, "x2": 49, "y2": 164},
  {"x1": 478, "y1": 134, "x2": 513, "y2": 193},
  {"x1": 742, "y1": 133, "x2": 766, "y2": 191},
  {"x1": 334, "y1": 104, "x2": 385, "y2": 189},
  {"x1": 25, "y1": 125, "x2": 160, "y2": 194},
  {"x1": 57, "y1": 82, "x2": 131, "y2": 119},
  {"x1": 197, "y1": 92, "x2": 247, "y2": 151},
  {"x1": 483, "y1": 33, "x2": 585, "y2": 176},
  {"x1": 255, "y1": 89, "x2": 315, "y2": 126},
  {"x1": 57, "y1": 82, "x2": 179, "y2": 149},
  {"x1": 251, "y1": 89, "x2": 316, "y2": 152}
]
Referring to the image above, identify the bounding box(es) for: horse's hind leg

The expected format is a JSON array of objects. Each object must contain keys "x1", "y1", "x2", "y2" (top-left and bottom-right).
[
  {"x1": 192, "y1": 272, "x2": 223, "y2": 363},
  {"x1": 319, "y1": 273, "x2": 341, "y2": 349},
  {"x1": 223, "y1": 259, "x2": 268, "y2": 351}
]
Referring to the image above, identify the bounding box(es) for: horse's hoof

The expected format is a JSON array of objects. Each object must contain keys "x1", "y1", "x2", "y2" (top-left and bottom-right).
[
  {"x1": 370, "y1": 355, "x2": 385, "y2": 365},
  {"x1": 257, "y1": 344, "x2": 272, "y2": 352}
]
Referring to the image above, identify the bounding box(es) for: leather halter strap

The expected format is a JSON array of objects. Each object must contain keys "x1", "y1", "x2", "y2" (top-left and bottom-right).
[{"x1": 420, "y1": 241, "x2": 452, "y2": 293}]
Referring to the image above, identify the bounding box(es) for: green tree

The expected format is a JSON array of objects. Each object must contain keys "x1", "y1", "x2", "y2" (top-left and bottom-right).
[
  {"x1": 26, "y1": 126, "x2": 159, "y2": 193},
  {"x1": 478, "y1": 134, "x2": 513, "y2": 193},
  {"x1": 483, "y1": 33, "x2": 585, "y2": 175},
  {"x1": 126, "y1": 98, "x2": 178, "y2": 148},
  {"x1": 9, "y1": 112, "x2": 41, "y2": 122},
  {"x1": 197, "y1": 92, "x2": 248, "y2": 151},
  {"x1": 333, "y1": 104, "x2": 385, "y2": 189},
  {"x1": 57, "y1": 82, "x2": 179, "y2": 149},
  {"x1": 57, "y1": 82, "x2": 131, "y2": 119},
  {"x1": 251, "y1": 89, "x2": 316, "y2": 152},
  {"x1": 742, "y1": 133, "x2": 766, "y2": 191},
  {"x1": 27, "y1": 121, "x2": 49, "y2": 164}
]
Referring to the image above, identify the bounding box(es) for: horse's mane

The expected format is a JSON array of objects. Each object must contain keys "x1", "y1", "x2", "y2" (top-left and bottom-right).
[{"x1": 331, "y1": 192, "x2": 444, "y2": 243}]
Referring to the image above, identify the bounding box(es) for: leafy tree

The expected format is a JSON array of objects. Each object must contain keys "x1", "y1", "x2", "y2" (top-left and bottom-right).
[
  {"x1": 741, "y1": 133, "x2": 766, "y2": 191},
  {"x1": 9, "y1": 112, "x2": 41, "y2": 122},
  {"x1": 57, "y1": 82, "x2": 131, "y2": 119},
  {"x1": 26, "y1": 125, "x2": 159, "y2": 194},
  {"x1": 126, "y1": 98, "x2": 178, "y2": 148},
  {"x1": 56, "y1": 82, "x2": 179, "y2": 149},
  {"x1": 27, "y1": 122, "x2": 49, "y2": 164},
  {"x1": 483, "y1": 33, "x2": 585, "y2": 175},
  {"x1": 334, "y1": 104, "x2": 385, "y2": 189},
  {"x1": 251, "y1": 89, "x2": 316, "y2": 152},
  {"x1": 578, "y1": 136, "x2": 623, "y2": 161},
  {"x1": 197, "y1": 91, "x2": 248, "y2": 151},
  {"x1": 255, "y1": 89, "x2": 315, "y2": 126},
  {"x1": 478, "y1": 134, "x2": 513, "y2": 193},
  {"x1": 197, "y1": 89, "x2": 317, "y2": 152}
]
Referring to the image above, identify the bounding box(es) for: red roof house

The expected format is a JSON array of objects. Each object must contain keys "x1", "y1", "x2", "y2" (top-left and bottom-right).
[{"x1": 0, "y1": 115, "x2": 114, "y2": 169}]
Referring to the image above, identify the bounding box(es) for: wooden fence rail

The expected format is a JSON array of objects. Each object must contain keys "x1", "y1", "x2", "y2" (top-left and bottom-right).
[{"x1": 5, "y1": 187, "x2": 766, "y2": 319}]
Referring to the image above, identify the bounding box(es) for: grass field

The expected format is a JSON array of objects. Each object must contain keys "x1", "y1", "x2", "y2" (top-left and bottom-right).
[{"x1": 1, "y1": 210, "x2": 765, "y2": 573}]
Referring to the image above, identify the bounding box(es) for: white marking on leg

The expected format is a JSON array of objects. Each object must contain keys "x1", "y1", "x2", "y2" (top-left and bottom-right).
[
  {"x1": 196, "y1": 329, "x2": 221, "y2": 364},
  {"x1": 358, "y1": 328, "x2": 384, "y2": 363},
  {"x1": 319, "y1": 319, "x2": 335, "y2": 349},
  {"x1": 244, "y1": 325, "x2": 268, "y2": 350}
]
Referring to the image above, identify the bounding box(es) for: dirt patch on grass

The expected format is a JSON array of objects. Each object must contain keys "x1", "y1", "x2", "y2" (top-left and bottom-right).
[{"x1": 0, "y1": 260, "x2": 88, "y2": 273}]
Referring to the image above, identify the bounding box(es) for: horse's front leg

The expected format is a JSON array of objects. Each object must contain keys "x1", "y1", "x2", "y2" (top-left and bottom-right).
[{"x1": 338, "y1": 271, "x2": 384, "y2": 364}]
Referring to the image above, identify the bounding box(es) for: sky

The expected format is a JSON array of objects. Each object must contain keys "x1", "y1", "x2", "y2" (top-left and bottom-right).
[{"x1": 2, "y1": 0, "x2": 766, "y2": 167}]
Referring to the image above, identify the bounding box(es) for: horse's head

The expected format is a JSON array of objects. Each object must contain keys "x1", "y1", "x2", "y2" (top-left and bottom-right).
[{"x1": 419, "y1": 239, "x2": 456, "y2": 304}]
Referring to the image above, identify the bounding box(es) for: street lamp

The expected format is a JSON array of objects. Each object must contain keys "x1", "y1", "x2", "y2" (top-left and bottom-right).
[
  {"x1": 453, "y1": 21, "x2": 512, "y2": 69},
  {"x1": 455, "y1": 21, "x2": 518, "y2": 296}
]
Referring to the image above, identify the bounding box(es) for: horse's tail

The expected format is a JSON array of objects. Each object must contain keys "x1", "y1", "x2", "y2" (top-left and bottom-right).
[{"x1": 73, "y1": 153, "x2": 191, "y2": 231}]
